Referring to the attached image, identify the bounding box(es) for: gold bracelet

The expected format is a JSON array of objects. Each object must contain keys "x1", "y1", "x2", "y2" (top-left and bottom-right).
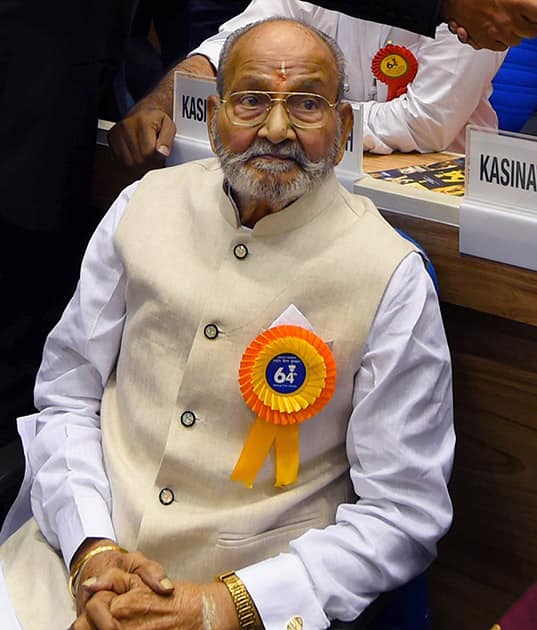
[
  {"x1": 69, "y1": 543, "x2": 127, "y2": 598},
  {"x1": 216, "y1": 571, "x2": 262, "y2": 630}
]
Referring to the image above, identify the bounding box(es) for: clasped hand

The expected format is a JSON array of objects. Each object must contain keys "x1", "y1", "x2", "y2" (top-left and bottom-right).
[
  {"x1": 71, "y1": 569, "x2": 206, "y2": 630},
  {"x1": 69, "y1": 546, "x2": 237, "y2": 629}
]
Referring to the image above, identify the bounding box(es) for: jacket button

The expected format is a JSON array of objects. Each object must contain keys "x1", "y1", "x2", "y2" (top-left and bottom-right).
[
  {"x1": 233, "y1": 243, "x2": 248, "y2": 260},
  {"x1": 159, "y1": 488, "x2": 174, "y2": 505},
  {"x1": 203, "y1": 323, "x2": 219, "y2": 339},
  {"x1": 180, "y1": 410, "x2": 196, "y2": 427}
]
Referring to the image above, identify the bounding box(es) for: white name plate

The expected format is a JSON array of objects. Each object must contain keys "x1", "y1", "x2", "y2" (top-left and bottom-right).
[
  {"x1": 168, "y1": 73, "x2": 215, "y2": 165},
  {"x1": 172, "y1": 73, "x2": 215, "y2": 142},
  {"x1": 465, "y1": 127, "x2": 537, "y2": 213},
  {"x1": 460, "y1": 127, "x2": 537, "y2": 271}
]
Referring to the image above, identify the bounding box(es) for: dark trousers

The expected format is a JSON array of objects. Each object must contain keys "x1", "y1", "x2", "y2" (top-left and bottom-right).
[
  {"x1": 131, "y1": 0, "x2": 251, "y2": 68},
  {"x1": 125, "y1": 0, "x2": 251, "y2": 103},
  {"x1": 330, "y1": 573, "x2": 430, "y2": 629},
  {"x1": 0, "y1": 2, "x2": 138, "y2": 521}
]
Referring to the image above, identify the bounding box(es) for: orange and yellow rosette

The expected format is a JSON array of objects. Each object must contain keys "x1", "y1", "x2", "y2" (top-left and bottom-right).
[
  {"x1": 232, "y1": 325, "x2": 336, "y2": 488},
  {"x1": 371, "y1": 43, "x2": 418, "y2": 101}
]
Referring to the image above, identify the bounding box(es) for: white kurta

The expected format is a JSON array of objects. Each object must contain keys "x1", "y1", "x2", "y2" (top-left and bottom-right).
[
  {"x1": 190, "y1": 0, "x2": 506, "y2": 154},
  {"x1": 0, "y1": 164, "x2": 454, "y2": 629}
]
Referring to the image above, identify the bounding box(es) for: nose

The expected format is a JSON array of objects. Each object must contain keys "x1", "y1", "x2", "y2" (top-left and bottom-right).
[{"x1": 257, "y1": 100, "x2": 297, "y2": 144}]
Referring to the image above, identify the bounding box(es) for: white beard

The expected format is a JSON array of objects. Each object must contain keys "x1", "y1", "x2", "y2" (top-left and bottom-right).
[{"x1": 211, "y1": 117, "x2": 341, "y2": 205}]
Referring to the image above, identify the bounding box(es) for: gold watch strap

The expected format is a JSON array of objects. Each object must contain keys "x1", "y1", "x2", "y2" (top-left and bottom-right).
[{"x1": 217, "y1": 571, "x2": 261, "y2": 630}]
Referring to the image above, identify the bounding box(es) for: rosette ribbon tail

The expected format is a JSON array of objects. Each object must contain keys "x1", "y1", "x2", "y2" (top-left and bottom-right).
[
  {"x1": 274, "y1": 423, "x2": 299, "y2": 487},
  {"x1": 231, "y1": 417, "x2": 300, "y2": 488}
]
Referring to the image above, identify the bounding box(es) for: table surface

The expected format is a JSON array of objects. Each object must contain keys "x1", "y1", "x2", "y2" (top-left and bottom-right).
[
  {"x1": 363, "y1": 151, "x2": 458, "y2": 172},
  {"x1": 362, "y1": 152, "x2": 537, "y2": 328}
]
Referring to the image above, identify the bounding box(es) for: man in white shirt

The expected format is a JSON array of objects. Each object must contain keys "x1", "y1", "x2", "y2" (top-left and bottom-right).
[
  {"x1": 108, "y1": 0, "x2": 505, "y2": 166},
  {"x1": 0, "y1": 18, "x2": 454, "y2": 630}
]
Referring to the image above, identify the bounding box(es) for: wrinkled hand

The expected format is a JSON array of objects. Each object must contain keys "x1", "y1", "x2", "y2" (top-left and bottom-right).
[
  {"x1": 74, "y1": 542, "x2": 173, "y2": 615},
  {"x1": 108, "y1": 106, "x2": 176, "y2": 170},
  {"x1": 72, "y1": 570, "x2": 238, "y2": 630},
  {"x1": 442, "y1": 0, "x2": 537, "y2": 50},
  {"x1": 70, "y1": 589, "x2": 119, "y2": 630}
]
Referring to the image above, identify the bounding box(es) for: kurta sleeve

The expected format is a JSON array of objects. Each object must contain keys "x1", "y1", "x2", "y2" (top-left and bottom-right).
[
  {"x1": 237, "y1": 252, "x2": 455, "y2": 628},
  {"x1": 27, "y1": 182, "x2": 139, "y2": 567},
  {"x1": 362, "y1": 25, "x2": 505, "y2": 154},
  {"x1": 313, "y1": 0, "x2": 442, "y2": 36}
]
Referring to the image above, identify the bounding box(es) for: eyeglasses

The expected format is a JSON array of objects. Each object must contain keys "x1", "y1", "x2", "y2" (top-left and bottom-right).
[{"x1": 221, "y1": 90, "x2": 338, "y2": 129}]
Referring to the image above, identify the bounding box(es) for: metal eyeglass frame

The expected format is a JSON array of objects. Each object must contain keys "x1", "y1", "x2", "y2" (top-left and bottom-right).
[{"x1": 221, "y1": 90, "x2": 338, "y2": 129}]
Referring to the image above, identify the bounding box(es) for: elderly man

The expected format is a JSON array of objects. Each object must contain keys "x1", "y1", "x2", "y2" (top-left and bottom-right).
[
  {"x1": 0, "y1": 18, "x2": 454, "y2": 630},
  {"x1": 109, "y1": 0, "x2": 505, "y2": 167}
]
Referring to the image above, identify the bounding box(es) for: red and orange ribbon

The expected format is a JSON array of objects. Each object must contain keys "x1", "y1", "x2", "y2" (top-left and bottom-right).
[
  {"x1": 232, "y1": 325, "x2": 336, "y2": 488},
  {"x1": 371, "y1": 43, "x2": 418, "y2": 101}
]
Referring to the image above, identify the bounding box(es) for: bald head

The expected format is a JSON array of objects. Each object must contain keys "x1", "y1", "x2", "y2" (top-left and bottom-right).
[{"x1": 216, "y1": 18, "x2": 346, "y2": 101}]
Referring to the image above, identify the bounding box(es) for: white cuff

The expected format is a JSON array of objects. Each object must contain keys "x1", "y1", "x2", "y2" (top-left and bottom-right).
[
  {"x1": 237, "y1": 553, "x2": 330, "y2": 630},
  {"x1": 360, "y1": 101, "x2": 394, "y2": 155},
  {"x1": 55, "y1": 498, "x2": 116, "y2": 568}
]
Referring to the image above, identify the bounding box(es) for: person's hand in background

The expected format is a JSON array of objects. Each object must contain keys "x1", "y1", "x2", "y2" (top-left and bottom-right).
[
  {"x1": 442, "y1": 0, "x2": 537, "y2": 50},
  {"x1": 108, "y1": 54, "x2": 216, "y2": 170}
]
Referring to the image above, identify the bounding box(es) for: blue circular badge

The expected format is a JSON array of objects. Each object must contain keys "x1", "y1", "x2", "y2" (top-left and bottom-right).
[{"x1": 265, "y1": 353, "x2": 306, "y2": 394}]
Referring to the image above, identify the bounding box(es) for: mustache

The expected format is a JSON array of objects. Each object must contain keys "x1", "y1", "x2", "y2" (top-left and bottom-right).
[
  {"x1": 242, "y1": 140, "x2": 304, "y2": 160},
  {"x1": 226, "y1": 138, "x2": 317, "y2": 172}
]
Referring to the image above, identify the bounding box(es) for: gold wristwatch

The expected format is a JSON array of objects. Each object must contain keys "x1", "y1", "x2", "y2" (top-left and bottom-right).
[{"x1": 216, "y1": 571, "x2": 262, "y2": 630}]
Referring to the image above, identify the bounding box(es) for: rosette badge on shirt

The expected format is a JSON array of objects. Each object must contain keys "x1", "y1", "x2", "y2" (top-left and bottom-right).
[
  {"x1": 232, "y1": 325, "x2": 336, "y2": 488},
  {"x1": 372, "y1": 42, "x2": 418, "y2": 101}
]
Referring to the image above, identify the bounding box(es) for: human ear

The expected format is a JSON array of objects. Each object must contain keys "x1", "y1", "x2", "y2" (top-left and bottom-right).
[
  {"x1": 207, "y1": 95, "x2": 221, "y2": 153},
  {"x1": 334, "y1": 102, "x2": 353, "y2": 165}
]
